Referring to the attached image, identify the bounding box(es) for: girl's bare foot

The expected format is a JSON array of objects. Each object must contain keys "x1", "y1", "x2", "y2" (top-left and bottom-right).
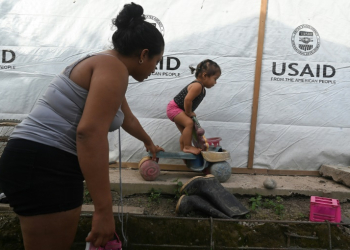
[{"x1": 183, "y1": 146, "x2": 202, "y2": 155}]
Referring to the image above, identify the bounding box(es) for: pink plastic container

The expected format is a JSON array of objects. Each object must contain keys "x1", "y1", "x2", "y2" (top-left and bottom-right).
[
  {"x1": 206, "y1": 137, "x2": 222, "y2": 147},
  {"x1": 309, "y1": 196, "x2": 341, "y2": 223},
  {"x1": 85, "y1": 232, "x2": 122, "y2": 250}
]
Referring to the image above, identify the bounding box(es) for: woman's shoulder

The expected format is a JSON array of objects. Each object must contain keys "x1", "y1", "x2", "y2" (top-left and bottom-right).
[
  {"x1": 90, "y1": 52, "x2": 128, "y2": 75},
  {"x1": 69, "y1": 51, "x2": 128, "y2": 89},
  {"x1": 94, "y1": 51, "x2": 125, "y2": 66}
]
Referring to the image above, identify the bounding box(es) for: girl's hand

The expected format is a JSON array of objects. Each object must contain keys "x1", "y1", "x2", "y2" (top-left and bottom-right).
[
  {"x1": 186, "y1": 112, "x2": 196, "y2": 118},
  {"x1": 145, "y1": 142, "x2": 164, "y2": 160},
  {"x1": 86, "y1": 210, "x2": 115, "y2": 247}
]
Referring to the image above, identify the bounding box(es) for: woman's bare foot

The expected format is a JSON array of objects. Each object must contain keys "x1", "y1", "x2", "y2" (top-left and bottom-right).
[{"x1": 183, "y1": 146, "x2": 202, "y2": 155}]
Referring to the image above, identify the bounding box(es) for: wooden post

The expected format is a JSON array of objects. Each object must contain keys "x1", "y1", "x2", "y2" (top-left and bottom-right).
[{"x1": 247, "y1": 0, "x2": 268, "y2": 169}]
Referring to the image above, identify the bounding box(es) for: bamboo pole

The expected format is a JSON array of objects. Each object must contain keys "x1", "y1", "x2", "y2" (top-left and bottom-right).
[{"x1": 247, "y1": 0, "x2": 268, "y2": 169}]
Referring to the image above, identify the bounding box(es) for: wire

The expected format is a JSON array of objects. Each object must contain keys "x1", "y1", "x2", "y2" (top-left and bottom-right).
[{"x1": 117, "y1": 128, "x2": 128, "y2": 245}]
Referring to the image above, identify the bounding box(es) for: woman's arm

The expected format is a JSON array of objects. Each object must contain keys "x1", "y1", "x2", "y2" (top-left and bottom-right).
[
  {"x1": 76, "y1": 56, "x2": 129, "y2": 248},
  {"x1": 121, "y1": 98, "x2": 163, "y2": 160},
  {"x1": 184, "y1": 82, "x2": 202, "y2": 117}
]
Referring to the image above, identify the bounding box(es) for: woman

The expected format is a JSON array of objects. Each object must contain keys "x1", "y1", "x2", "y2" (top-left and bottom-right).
[{"x1": 0, "y1": 2, "x2": 164, "y2": 249}]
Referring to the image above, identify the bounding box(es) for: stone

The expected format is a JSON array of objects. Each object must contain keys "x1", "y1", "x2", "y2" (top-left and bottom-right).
[
  {"x1": 319, "y1": 165, "x2": 350, "y2": 188},
  {"x1": 263, "y1": 177, "x2": 277, "y2": 189}
]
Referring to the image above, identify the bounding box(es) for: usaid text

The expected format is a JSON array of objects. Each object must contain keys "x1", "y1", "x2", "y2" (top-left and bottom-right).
[
  {"x1": 271, "y1": 62, "x2": 336, "y2": 84},
  {"x1": 2, "y1": 50, "x2": 15, "y2": 63},
  {"x1": 1, "y1": 50, "x2": 16, "y2": 69},
  {"x1": 152, "y1": 56, "x2": 181, "y2": 77},
  {"x1": 272, "y1": 62, "x2": 335, "y2": 78}
]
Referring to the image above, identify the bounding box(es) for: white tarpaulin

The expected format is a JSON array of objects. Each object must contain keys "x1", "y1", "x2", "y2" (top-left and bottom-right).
[{"x1": 1, "y1": 0, "x2": 349, "y2": 170}]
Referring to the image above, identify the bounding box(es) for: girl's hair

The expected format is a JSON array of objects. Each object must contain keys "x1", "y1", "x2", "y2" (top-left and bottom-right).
[
  {"x1": 189, "y1": 59, "x2": 221, "y2": 78},
  {"x1": 112, "y1": 2, "x2": 164, "y2": 58}
]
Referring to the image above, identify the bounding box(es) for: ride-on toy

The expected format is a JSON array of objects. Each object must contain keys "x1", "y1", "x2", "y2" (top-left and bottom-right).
[{"x1": 138, "y1": 117, "x2": 232, "y2": 183}]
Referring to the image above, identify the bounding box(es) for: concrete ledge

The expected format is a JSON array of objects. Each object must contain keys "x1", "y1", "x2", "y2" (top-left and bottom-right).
[
  {"x1": 0, "y1": 204, "x2": 12, "y2": 211},
  {"x1": 320, "y1": 164, "x2": 350, "y2": 188},
  {"x1": 81, "y1": 205, "x2": 144, "y2": 215},
  {"x1": 110, "y1": 168, "x2": 350, "y2": 200},
  {"x1": 2, "y1": 167, "x2": 349, "y2": 214}
]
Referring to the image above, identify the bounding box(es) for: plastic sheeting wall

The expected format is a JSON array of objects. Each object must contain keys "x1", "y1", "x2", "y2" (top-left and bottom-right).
[{"x1": 0, "y1": 0, "x2": 349, "y2": 170}]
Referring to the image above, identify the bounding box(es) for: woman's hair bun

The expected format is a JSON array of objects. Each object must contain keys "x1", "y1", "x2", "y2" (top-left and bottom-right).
[
  {"x1": 113, "y1": 2, "x2": 145, "y2": 29},
  {"x1": 111, "y1": 2, "x2": 164, "y2": 57}
]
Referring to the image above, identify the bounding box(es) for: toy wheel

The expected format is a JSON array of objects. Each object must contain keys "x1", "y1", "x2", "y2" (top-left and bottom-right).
[
  {"x1": 209, "y1": 161, "x2": 231, "y2": 183},
  {"x1": 139, "y1": 159, "x2": 160, "y2": 181},
  {"x1": 138, "y1": 156, "x2": 151, "y2": 168}
]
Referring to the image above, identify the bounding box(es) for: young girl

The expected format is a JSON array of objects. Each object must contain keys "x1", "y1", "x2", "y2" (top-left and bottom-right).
[{"x1": 167, "y1": 59, "x2": 221, "y2": 154}]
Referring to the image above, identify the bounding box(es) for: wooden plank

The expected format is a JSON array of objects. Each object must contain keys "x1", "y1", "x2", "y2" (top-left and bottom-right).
[
  {"x1": 230, "y1": 168, "x2": 268, "y2": 175},
  {"x1": 232, "y1": 168, "x2": 320, "y2": 176},
  {"x1": 266, "y1": 169, "x2": 319, "y2": 176},
  {"x1": 0, "y1": 122, "x2": 18, "y2": 127},
  {"x1": 247, "y1": 0, "x2": 268, "y2": 169},
  {"x1": 109, "y1": 162, "x2": 320, "y2": 176}
]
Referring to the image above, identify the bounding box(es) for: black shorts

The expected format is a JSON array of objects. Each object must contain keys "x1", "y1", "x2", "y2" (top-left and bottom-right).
[{"x1": 0, "y1": 139, "x2": 84, "y2": 216}]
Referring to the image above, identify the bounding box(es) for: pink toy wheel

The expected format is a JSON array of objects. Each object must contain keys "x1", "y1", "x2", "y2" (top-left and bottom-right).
[{"x1": 139, "y1": 159, "x2": 160, "y2": 181}]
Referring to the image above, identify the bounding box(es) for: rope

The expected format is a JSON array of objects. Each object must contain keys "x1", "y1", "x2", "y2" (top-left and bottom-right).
[
  {"x1": 327, "y1": 220, "x2": 332, "y2": 250},
  {"x1": 210, "y1": 217, "x2": 214, "y2": 249},
  {"x1": 117, "y1": 129, "x2": 128, "y2": 245}
]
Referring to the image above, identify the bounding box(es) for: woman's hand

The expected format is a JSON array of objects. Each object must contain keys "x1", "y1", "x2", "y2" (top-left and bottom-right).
[
  {"x1": 145, "y1": 142, "x2": 164, "y2": 160},
  {"x1": 86, "y1": 210, "x2": 115, "y2": 247}
]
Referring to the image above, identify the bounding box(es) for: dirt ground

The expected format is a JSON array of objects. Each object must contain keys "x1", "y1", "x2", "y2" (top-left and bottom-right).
[{"x1": 83, "y1": 188, "x2": 350, "y2": 222}]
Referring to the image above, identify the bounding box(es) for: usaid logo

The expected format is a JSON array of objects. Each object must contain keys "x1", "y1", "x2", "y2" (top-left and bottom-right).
[
  {"x1": 1, "y1": 50, "x2": 16, "y2": 69},
  {"x1": 144, "y1": 15, "x2": 164, "y2": 37},
  {"x1": 152, "y1": 56, "x2": 181, "y2": 78},
  {"x1": 143, "y1": 16, "x2": 181, "y2": 78},
  {"x1": 291, "y1": 24, "x2": 320, "y2": 56}
]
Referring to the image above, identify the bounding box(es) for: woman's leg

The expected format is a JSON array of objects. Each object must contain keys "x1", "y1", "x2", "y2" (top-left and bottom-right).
[
  {"x1": 0, "y1": 139, "x2": 84, "y2": 250},
  {"x1": 174, "y1": 113, "x2": 201, "y2": 154},
  {"x1": 19, "y1": 206, "x2": 82, "y2": 250}
]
